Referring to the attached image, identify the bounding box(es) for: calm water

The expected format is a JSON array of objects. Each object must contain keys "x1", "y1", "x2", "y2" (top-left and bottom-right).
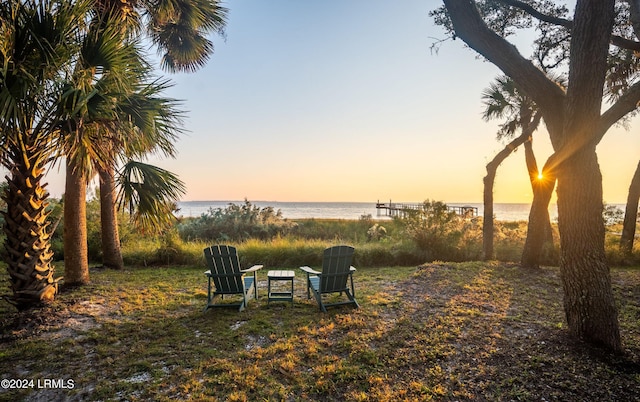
[{"x1": 176, "y1": 201, "x2": 564, "y2": 222}]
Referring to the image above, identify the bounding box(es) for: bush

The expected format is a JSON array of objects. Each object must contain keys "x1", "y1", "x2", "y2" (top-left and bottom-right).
[
  {"x1": 177, "y1": 200, "x2": 296, "y2": 242},
  {"x1": 396, "y1": 200, "x2": 465, "y2": 261},
  {"x1": 493, "y1": 220, "x2": 528, "y2": 262},
  {"x1": 603, "y1": 204, "x2": 624, "y2": 225},
  {"x1": 367, "y1": 223, "x2": 387, "y2": 241}
]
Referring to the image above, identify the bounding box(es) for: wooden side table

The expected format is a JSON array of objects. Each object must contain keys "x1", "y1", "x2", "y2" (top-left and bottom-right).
[{"x1": 267, "y1": 270, "x2": 295, "y2": 305}]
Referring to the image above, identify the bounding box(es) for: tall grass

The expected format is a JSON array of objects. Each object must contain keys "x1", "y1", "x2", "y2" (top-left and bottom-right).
[
  {"x1": 115, "y1": 218, "x2": 640, "y2": 269},
  {"x1": 116, "y1": 218, "x2": 532, "y2": 268},
  {"x1": 40, "y1": 199, "x2": 636, "y2": 268}
]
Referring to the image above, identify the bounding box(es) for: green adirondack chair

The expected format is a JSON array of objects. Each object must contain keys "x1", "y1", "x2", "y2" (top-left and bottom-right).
[
  {"x1": 300, "y1": 245, "x2": 359, "y2": 312},
  {"x1": 203, "y1": 245, "x2": 263, "y2": 312}
]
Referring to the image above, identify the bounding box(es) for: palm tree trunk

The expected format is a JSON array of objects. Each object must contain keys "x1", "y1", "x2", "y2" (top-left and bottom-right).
[
  {"x1": 2, "y1": 141, "x2": 58, "y2": 309},
  {"x1": 483, "y1": 132, "x2": 531, "y2": 260},
  {"x1": 63, "y1": 159, "x2": 90, "y2": 285},
  {"x1": 521, "y1": 141, "x2": 556, "y2": 268},
  {"x1": 620, "y1": 160, "x2": 640, "y2": 255},
  {"x1": 482, "y1": 171, "x2": 496, "y2": 260},
  {"x1": 99, "y1": 166, "x2": 124, "y2": 269}
]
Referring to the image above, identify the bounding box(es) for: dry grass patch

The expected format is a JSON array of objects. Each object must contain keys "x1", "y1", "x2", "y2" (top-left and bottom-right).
[{"x1": 0, "y1": 262, "x2": 639, "y2": 401}]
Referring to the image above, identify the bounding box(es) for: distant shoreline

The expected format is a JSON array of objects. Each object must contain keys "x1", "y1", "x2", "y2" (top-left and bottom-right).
[{"x1": 174, "y1": 200, "x2": 621, "y2": 222}]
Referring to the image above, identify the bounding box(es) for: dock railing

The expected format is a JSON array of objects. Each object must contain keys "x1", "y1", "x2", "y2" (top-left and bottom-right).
[{"x1": 376, "y1": 201, "x2": 478, "y2": 218}]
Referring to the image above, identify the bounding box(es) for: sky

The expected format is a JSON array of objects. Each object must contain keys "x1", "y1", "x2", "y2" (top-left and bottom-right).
[{"x1": 43, "y1": 0, "x2": 640, "y2": 203}]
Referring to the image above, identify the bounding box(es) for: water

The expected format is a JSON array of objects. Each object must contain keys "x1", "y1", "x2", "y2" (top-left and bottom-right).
[{"x1": 175, "y1": 201, "x2": 565, "y2": 221}]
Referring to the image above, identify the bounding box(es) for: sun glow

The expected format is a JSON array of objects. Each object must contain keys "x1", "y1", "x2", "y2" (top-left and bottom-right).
[{"x1": 537, "y1": 172, "x2": 544, "y2": 180}]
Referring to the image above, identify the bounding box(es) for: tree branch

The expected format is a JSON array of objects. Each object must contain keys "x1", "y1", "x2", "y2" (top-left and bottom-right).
[
  {"x1": 499, "y1": 0, "x2": 640, "y2": 51},
  {"x1": 443, "y1": 0, "x2": 565, "y2": 134},
  {"x1": 597, "y1": 80, "x2": 640, "y2": 143},
  {"x1": 499, "y1": 0, "x2": 572, "y2": 28}
]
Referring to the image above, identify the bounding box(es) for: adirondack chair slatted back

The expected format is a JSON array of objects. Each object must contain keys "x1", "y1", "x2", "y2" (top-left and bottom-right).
[
  {"x1": 204, "y1": 245, "x2": 244, "y2": 294},
  {"x1": 320, "y1": 245, "x2": 355, "y2": 293}
]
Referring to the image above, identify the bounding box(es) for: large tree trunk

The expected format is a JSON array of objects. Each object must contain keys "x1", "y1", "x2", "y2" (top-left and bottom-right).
[
  {"x1": 556, "y1": 147, "x2": 620, "y2": 350},
  {"x1": 554, "y1": 0, "x2": 620, "y2": 352},
  {"x1": 63, "y1": 160, "x2": 90, "y2": 286},
  {"x1": 521, "y1": 141, "x2": 555, "y2": 268},
  {"x1": 2, "y1": 140, "x2": 58, "y2": 309},
  {"x1": 620, "y1": 160, "x2": 640, "y2": 254},
  {"x1": 443, "y1": 0, "x2": 622, "y2": 352},
  {"x1": 483, "y1": 133, "x2": 531, "y2": 260},
  {"x1": 99, "y1": 166, "x2": 124, "y2": 270}
]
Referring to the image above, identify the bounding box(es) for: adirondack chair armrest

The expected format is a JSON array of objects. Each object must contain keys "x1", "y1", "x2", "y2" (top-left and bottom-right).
[
  {"x1": 349, "y1": 266, "x2": 357, "y2": 297},
  {"x1": 300, "y1": 266, "x2": 320, "y2": 275},
  {"x1": 241, "y1": 264, "x2": 264, "y2": 273},
  {"x1": 204, "y1": 270, "x2": 211, "y2": 276}
]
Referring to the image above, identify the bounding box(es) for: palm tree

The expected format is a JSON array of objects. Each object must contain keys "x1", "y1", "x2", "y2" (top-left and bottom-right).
[
  {"x1": 84, "y1": 0, "x2": 227, "y2": 272},
  {"x1": 58, "y1": 10, "x2": 187, "y2": 281},
  {"x1": 0, "y1": 0, "x2": 93, "y2": 308},
  {"x1": 97, "y1": 77, "x2": 186, "y2": 272},
  {"x1": 93, "y1": 0, "x2": 228, "y2": 74},
  {"x1": 481, "y1": 76, "x2": 555, "y2": 267},
  {"x1": 57, "y1": 15, "x2": 152, "y2": 285}
]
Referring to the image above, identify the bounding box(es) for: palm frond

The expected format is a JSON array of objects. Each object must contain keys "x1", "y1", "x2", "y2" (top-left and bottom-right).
[
  {"x1": 115, "y1": 78, "x2": 185, "y2": 159},
  {"x1": 481, "y1": 75, "x2": 540, "y2": 140},
  {"x1": 117, "y1": 160, "x2": 186, "y2": 233},
  {"x1": 144, "y1": 0, "x2": 228, "y2": 72}
]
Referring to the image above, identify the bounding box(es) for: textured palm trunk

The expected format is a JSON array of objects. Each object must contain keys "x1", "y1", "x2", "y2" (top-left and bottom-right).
[
  {"x1": 521, "y1": 141, "x2": 556, "y2": 269},
  {"x1": 620, "y1": 160, "x2": 640, "y2": 255},
  {"x1": 63, "y1": 159, "x2": 90, "y2": 285},
  {"x1": 556, "y1": 146, "x2": 621, "y2": 351},
  {"x1": 99, "y1": 166, "x2": 124, "y2": 270},
  {"x1": 2, "y1": 141, "x2": 58, "y2": 310}
]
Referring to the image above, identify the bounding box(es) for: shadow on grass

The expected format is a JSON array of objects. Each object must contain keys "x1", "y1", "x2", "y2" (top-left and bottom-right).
[{"x1": 0, "y1": 263, "x2": 639, "y2": 401}]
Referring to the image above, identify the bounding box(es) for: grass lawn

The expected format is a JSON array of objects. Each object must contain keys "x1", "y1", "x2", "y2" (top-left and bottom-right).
[{"x1": 1, "y1": 262, "x2": 639, "y2": 401}]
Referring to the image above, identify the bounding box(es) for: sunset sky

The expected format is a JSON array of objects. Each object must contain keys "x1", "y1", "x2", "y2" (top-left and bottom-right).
[{"x1": 43, "y1": 0, "x2": 640, "y2": 204}]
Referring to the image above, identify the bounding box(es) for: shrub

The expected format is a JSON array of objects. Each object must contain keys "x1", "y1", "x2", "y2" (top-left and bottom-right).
[
  {"x1": 396, "y1": 200, "x2": 464, "y2": 261},
  {"x1": 367, "y1": 224, "x2": 387, "y2": 241},
  {"x1": 603, "y1": 204, "x2": 624, "y2": 225},
  {"x1": 493, "y1": 220, "x2": 527, "y2": 262},
  {"x1": 177, "y1": 200, "x2": 296, "y2": 242}
]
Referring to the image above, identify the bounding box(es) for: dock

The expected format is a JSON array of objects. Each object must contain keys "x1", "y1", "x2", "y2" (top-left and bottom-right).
[{"x1": 376, "y1": 201, "x2": 478, "y2": 218}]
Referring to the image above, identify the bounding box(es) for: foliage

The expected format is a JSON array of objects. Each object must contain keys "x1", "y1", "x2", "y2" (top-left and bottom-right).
[
  {"x1": 118, "y1": 161, "x2": 186, "y2": 234},
  {"x1": 37, "y1": 196, "x2": 640, "y2": 269},
  {"x1": 0, "y1": 0, "x2": 93, "y2": 308},
  {"x1": 396, "y1": 200, "x2": 465, "y2": 261},
  {"x1": 289, "y1": 215, "x2": 382, "y2": 243},
  {"x1": 42, "y1": 196, "x2": 640, "y2": 269},
  {"x1": 177, "y1": 200, "x2": 296, "y2": 242},
  {"x1": 367, "y1": 223, "x2": 387, "y2": 241},
  {"x1": 481, "y1": 75, "x2": 541, "y2": 140},
  {"x1": 603, "y1": 203, "x2": 625, "y2": 225}
]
